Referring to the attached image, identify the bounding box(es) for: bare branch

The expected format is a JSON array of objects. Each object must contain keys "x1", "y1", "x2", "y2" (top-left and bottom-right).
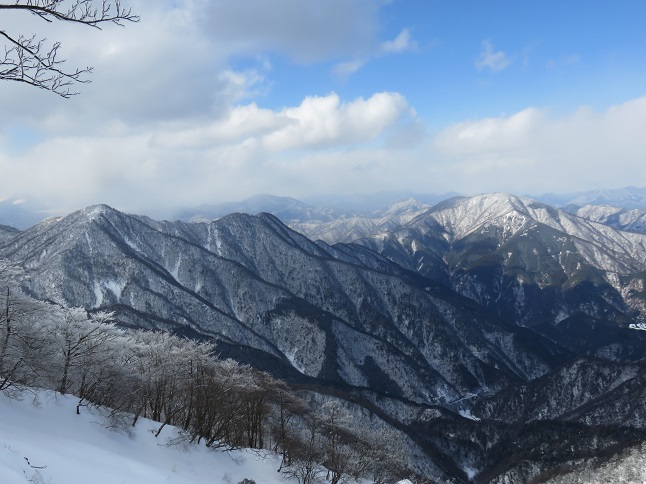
[
  {"x1": 0, "y1": 1, "x2": 138, "y2": 97},
  {"x1": 0, "y1": 1, "x2": 139, "y2": 28}
]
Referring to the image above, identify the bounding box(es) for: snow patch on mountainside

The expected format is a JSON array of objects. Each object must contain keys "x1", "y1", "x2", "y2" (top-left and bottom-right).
[{"x1": 93, "y1": 279, "x2": 127, "y2": 308}]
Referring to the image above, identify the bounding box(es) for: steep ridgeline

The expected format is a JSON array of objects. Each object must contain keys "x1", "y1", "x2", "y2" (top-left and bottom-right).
[
  {"x1": 346, "y1": 194, "x2": 646, "y2": 359},
  {"x1": 2, "y1": 203, "x2": 646, "y2": 482},
  {"x1": 574, "y1": 204, "x2": 646, "y2": 234},
  {"x1": 1, "y1": 205, "x2": 562, "y2": 400},
  {"x1": 0, "y1": 224, "x2": 20, "y2": 244},
  {"x1": 180, "y1": 194, "x2": 433, "y2": 245}
]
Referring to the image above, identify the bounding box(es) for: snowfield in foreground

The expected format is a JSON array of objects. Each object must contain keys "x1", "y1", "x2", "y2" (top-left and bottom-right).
[{"x1": 0, "y1": 389, "x2": 292, "y2": 484}]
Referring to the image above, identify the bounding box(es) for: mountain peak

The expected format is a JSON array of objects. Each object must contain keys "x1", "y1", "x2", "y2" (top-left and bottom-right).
[{"x1": 80, "y1": 204, "x2": 118, "y2": 219}]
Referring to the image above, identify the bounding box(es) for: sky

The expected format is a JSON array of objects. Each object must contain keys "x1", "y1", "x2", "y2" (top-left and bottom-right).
[{"x1": 1, "y1": 0, "x2": 646, "y2": 217}]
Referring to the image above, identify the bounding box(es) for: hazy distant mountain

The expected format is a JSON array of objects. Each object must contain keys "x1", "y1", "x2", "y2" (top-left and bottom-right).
[
  {"x1": 176, "y1": 194, "x2": 357, "y2": 223},
  {"x1": 0, "y1": 198, "x2": 49, "y2": 229},
  {"x1": 533, "y1": 186, "x2": 646, "y2": 210},
  {"x1": 290, "y1": 198, "x2": 433, "y2": 244},
  {"x1": 304, "y1": 191, "x2": 460, "y2": 213},
  {"x1": 574, "y1": 204, "x2": 646, "y2": 234},
  {"x1": 177, "y1": 192, "x2": 458, "y2": 224}
]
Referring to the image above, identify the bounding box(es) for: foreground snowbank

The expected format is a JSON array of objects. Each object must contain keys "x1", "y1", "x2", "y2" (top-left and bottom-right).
[{"x1": 0, "y1": 389, "x2": 290, "y2": 484}]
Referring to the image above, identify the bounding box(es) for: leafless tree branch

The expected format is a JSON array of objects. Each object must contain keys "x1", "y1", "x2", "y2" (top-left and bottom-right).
[{"x1": 0, "y1": 0, "x2": 138, "y2": 97}]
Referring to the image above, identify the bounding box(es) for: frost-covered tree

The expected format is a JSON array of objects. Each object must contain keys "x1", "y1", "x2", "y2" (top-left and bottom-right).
[
  {"x1": 50, "y1": 306, "x2": 118, "y2": 395},
  {"x1": 0, "y1": 0, "x2": 138, "y2": 96},
  {"x1": 281, "y1": 410, "x2": 325, "y2": 484},
  {"x1": 0, "y1": 259, "x2": 53, "y2": 394},
  {"x1": 126, "y1": 331, "x2": 213, "y2": 436}
]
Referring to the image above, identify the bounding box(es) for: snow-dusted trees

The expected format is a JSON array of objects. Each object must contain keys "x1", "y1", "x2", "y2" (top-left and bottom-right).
[
  {"x1": 280, "y1": 399, "x2": 410, "y2": 484},
  {"x1": 184, "y1": 358, "x2": 257, "y2": 448},
  {"x1": 50, "y1": 307, "x2": 120, "y2": 395},
  {"x1": 126, "y1": 331, "x2": 213, "y2": 437},
  {"x1": 0, "y1": 260, "x2": 53, "y2": 394},
  {"x1": 0, "y1": 271, "x2": 411, "y2": 481}
]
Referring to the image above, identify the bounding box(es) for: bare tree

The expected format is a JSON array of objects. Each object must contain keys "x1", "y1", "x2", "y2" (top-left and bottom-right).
[{"x1": 0, "y1": 0, "x2": 138, "y2": 97}]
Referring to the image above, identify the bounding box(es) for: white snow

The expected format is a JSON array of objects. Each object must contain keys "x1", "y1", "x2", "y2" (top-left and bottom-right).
[
  {"x1": 0, "y1": 389, "x2": 294, "y2": 484},
  {"x1": 458, "y1": 409, "x2": 481, "y2": 421},
  {"x1": 93, "y1": 280, "x2": 126, "y2": 307},
  {"x1": 93, "y1": 282, "x2": 103, "y2": 307},
  {"x1": 170, "y1": 254, "x2": 182, "y2": 280},
  {"x1": 463, "y1": 465, "x2": 478, "y2": 479}
]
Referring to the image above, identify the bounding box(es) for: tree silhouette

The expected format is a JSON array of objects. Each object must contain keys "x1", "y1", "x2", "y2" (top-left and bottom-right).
[{"x1": 0, "y1": 0, "x2": 138, "y2": 97}]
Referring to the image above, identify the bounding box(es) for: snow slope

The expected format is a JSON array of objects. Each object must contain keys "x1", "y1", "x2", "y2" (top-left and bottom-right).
[{"x1": 0, "y1": 389, "x2": 292, "y2": 484}]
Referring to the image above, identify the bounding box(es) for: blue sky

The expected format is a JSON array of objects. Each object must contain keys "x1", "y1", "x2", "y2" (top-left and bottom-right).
[{"x1": 1, "y1": 0, "x2": 646, "y2": 216}]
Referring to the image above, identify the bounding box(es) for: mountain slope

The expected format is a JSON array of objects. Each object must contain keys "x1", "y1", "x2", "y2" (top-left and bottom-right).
[
  {"x1": 2, "y1": 205, "x2": 565, "y2": 402},
  {"x1": 348, "y1": 193, "x2": 646, "y2": 339},
  {"x1": 575, "y1": 204, "x2": 646, "y2": 234},
  {"x1": 0, "y1": 389, "x2": 297, "y2": 484},
  {"x1": 3, "y1": 201, "x2": 646, "y2": 482}
]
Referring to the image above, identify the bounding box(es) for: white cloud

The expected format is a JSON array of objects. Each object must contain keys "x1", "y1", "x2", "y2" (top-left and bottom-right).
[
  {"x1": 381, "y1": 28, "x2": 416, "y2": 54},
  {"x1": 262, "y1": 92, "x2": 413, "y2": 150},
  {"x1": 475, "y1": 40, "x2": 511, "y2": 72},
  {"x1": 333, "y1": 60, "x2": 367, "y2": 78},
  {"x1": 4, "y1": 95, "x2": 646, "y2": 217},
  {"x1": 432, "y1": 96, "x2": 646, "y2": 194},
  {"x1": 333, "y1": 28, "x2": 416, "y2": 78},
  {"x1": 0, "y1": 90, "x2": 417, "y2": 216},
  {"x1": 197, "y1": 0, "x2": 384, "y2": 63},
  {"x1": 3, "y1": 1, "x2": 644, "y2": 218},
  {"x1": 151, "y1": 92, "x2": 413, "y2": 152}
]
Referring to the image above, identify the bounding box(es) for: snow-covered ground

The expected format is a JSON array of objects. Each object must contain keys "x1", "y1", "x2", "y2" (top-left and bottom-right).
[{"x1": 0, "y1": 389, "x2": 292, "y2": 484}]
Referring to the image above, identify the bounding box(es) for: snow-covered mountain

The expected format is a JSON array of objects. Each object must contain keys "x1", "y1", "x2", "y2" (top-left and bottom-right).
[
  {"x1": 3, "y1": 197, "x2": 646, "y2": 482},
  {"x1": 340, "y1": 193, "x2": 646, "y2": 337},
  {"x1": 2, "y1": 204, "x2": 559, "y2": 401},
  {"x1": 289, "y1": 198, "x2": 433, "y2": 244},
  {"x1": 534, "y1": 186, "x2": 646, "y2": 210},
  {"x1": 0, "y1": 224, "x2": 20, "y2": 244},
  {"x1": 574, "y1": 204, "x2": 646, "y2": 234},
  {"x1": 177, "y1": 194, "x2": 434, "y2": 244}
]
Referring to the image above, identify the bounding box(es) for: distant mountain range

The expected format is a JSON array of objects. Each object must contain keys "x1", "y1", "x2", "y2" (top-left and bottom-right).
[
  {"x1": 572, "y1": 204, "x2": 646, "y2": 233},
  {"x1": 5, "y1": 186, "x2": 646, "y2": 232},
  {"x1": 533, "y1": 186, "x2": 646, "y2": 210},
  {"x1": 3, "y1": 191, "x2": 646, "y2": 482}
]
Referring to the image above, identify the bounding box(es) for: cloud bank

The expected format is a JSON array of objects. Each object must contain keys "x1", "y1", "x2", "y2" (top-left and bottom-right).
[{"x1": 1, "y1": 0, "x2": 645, "y2": 217}]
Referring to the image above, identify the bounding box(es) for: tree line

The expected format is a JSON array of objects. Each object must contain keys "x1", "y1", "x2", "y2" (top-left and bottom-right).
[{"x1": 0, "y1": 259, "x2": 411, "y2": 483}]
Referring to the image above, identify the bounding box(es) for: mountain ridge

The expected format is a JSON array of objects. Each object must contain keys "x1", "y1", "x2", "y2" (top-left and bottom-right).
[{"x1": 3, "y1": 195, "x2": 646, "y2": 482}]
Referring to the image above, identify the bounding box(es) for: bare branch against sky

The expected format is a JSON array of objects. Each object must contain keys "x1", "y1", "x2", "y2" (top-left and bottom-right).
[{"x1": 0, "y1": 0, "x2": 138, "y2": 97}]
